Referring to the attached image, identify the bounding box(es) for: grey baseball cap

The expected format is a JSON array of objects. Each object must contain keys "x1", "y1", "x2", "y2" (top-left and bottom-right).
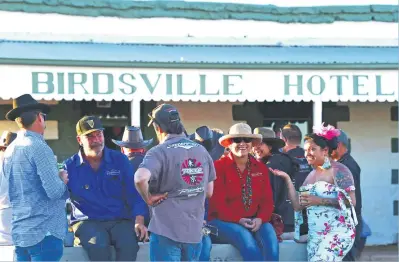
[{"x1": 337, "y1": 129, "x2": 349, "y2": 147}]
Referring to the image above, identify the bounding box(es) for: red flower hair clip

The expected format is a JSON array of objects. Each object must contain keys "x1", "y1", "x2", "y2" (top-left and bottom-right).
[{"x1": 312, "y1": 123, "x2": 341, "y2": 140}]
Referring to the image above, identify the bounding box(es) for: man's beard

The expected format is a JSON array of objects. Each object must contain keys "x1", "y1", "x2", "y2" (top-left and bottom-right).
[{"x1": 87, "y1": 143, "x2": 104, "y2": 155}]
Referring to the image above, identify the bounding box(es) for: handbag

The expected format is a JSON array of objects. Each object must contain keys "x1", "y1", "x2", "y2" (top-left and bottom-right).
[{"x1": 270, "y1": 213, "x2": 284, "y2": 242}]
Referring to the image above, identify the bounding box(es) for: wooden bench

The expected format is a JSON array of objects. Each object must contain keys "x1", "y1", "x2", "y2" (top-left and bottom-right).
[{"x1": 0, "y1": 240, "x2": 307, "y2": 261}]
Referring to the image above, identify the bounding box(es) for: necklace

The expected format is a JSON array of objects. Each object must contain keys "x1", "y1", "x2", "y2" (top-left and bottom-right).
[{"x1": 235, "y1": 157, "x2": 252, "y2": 210}]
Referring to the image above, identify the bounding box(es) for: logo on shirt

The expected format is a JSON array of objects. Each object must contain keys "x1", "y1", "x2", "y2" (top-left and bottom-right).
[
  {"x1": 181, "y1": 158, "x2": 204, "y2": 186},
  {"x1": 106, "y1": 169, "x2": 120, "y2": 176},
  {"x1": 167, "y1": 142, "x2": 199, "y2": 150}
]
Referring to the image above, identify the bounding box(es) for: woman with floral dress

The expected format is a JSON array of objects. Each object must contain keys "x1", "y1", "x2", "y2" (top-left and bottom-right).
[{"x1": 270, "y1": 123, "x2": 357, "y2": 261}]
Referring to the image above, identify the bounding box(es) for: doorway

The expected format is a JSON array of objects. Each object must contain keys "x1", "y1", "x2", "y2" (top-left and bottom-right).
[
  {"x1": 260, "y1": 101, "x2": 313, "y2": 145},
  {"x1": 80, "y1": 100, "x2": 130, "y2": 150}
]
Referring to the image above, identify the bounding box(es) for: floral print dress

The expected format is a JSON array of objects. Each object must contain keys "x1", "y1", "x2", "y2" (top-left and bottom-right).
[{"x1": 295, "y1": 181, "x2": 358, "y2": 262}]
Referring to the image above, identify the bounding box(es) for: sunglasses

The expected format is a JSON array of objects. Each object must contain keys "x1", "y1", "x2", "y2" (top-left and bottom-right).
[{"x1": 231, "y1": 137, "x2": 253, "y2": 143}]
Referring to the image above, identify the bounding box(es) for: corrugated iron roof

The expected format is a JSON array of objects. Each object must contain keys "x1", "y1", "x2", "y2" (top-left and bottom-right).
[
  {"x1": 0, "y1": 40, "x2": 397, "y2": 65},
  {"x1": 0, "y1": 1, "x2": 397, "y2": 23}
]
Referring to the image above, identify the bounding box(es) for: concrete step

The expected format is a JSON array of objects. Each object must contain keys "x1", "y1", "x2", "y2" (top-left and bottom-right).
[{"x1": 0, "y1": 240, "x2": 308, "y2": 261}]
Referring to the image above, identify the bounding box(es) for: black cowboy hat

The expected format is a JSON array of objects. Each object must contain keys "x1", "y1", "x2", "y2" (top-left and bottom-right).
[
  {"x1": 6, "y1": 94, "x2": 50, "y2": 121},
  {"x1": 189, "y1": 126, "x2": 213, "y2": 151},
  {"x1": 112, "y1": 126, "x2": 153, "y2": 149}
]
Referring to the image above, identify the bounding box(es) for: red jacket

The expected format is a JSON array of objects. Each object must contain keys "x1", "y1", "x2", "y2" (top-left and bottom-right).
[{"x1": 208, "y1": 153, "x2": 274, "y2": 223}]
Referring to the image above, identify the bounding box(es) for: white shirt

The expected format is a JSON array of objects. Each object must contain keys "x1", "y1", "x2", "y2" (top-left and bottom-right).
[{"x1": 0, "y1": 155, "x2": 13, "y2": 245}]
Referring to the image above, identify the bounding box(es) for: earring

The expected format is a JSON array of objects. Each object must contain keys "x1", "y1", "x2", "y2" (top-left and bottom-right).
[{"x1": 321, "y1": 156, "x2": 331, "y2": 170}]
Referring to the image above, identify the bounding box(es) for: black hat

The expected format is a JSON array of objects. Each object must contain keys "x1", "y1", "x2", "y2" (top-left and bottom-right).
[
  {"x1": 0, "y1": 131, "x2": 17, "y2": 148},
  {"x1": 76, "y1": 116, "x2": 104, "y2": 136},
  {"x1": 193, "y1": 126, "x2": 213, "y2": 143},
  {"x1": 189, "y1": 126, "x2": 214, "y2": 152},
  {"x1": 254, "y1": 127, "x2": 285, "y2": 149},
  {"x1": 112, "y1": 126, "x2": 153, "y2": 149},
  {"x1": 6, "y1": 94, "x2": 50, "y2": 121},
  {"x1": 147, "y1": 104, "x2": 184, "y2": 133}
]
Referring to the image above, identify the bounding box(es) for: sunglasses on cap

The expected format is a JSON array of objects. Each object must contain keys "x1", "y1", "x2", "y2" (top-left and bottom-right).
[{"x1": 231, "y1": 137, "x2": 253, "y2": 143}]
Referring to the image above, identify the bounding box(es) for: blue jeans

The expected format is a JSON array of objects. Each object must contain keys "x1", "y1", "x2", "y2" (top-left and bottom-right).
[
  {"x1": 199, "y1": 235, "x2": 212, "y2": 261},
  {"x1": 14, "y1": 235, "x2": 64, "y2": 261},
  {"x1": 150, "y1": 233, "x2": 202, "y2": 262},
  {"x1": 209, "y1": 219, "x2": 279, "y2": 261}
]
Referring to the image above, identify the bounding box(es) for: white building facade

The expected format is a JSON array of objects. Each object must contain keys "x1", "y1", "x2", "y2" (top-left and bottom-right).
[{"x1": 0, "y1": 0, "x2": 397, "y2": 245}]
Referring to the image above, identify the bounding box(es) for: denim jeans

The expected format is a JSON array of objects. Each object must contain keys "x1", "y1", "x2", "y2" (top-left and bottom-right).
[
  {"x1": 209, "y1": 219, "x2": 279, "y2": 261},
  {"x1": 150, "y1": 233, "x2": 202, "y2": 262},
  {"x1": 14, "y1": 235, "x2": 64, "y2": 262},
  {"x1": 72, "y1": 220, "x2": 139, "y2": 261},
  {"x1": 199, "y1": 235, "x2": 212, "y2": 261}
]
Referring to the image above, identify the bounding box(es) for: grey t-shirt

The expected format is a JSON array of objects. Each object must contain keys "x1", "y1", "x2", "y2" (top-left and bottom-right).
[{"x1": 139, "y1": 134, "x2": 216, "y2": 243}]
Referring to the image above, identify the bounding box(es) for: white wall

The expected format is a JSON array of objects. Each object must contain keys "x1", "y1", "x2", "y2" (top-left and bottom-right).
[
  {"x1": 158, "y1": 101, "x2": 242, "y2": 134},
  {"x1": 337, "y1": 102, "x2": 398, "y2": 245}
]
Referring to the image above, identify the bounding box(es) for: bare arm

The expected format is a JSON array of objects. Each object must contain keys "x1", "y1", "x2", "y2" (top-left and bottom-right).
[
  {"x1": 134, "y1": 167, "x2": 151, "y2": 204},
  {"x1": 270, "y1": 168, "x2": 303, "y2": 211},
  {"x1": 319, "y1": 197, "x2": 340, "y2": 208},
  {"x1": 206, "y1": 181, "x2": 214, "y2": 199},
  {"x1": 334, "y1": 163, "x2": 356, "y2": 207},
  {"x1": 283, "y1": 176, "x2": 303, "y2": 211}
]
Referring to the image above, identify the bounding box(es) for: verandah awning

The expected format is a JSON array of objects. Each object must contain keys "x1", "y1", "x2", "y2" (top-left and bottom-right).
[
  {"x1": 0, "y1": 41, "x2": 397, "y2": 102},
  {"x1": 0, "y1": 65, "x2": 397, "y2": 102}
]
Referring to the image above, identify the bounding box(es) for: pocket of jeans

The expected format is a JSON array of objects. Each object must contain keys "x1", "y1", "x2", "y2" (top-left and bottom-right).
[
  {"x1": 41, "y1": 236, "x2": 63, "y2": 253},
  {"x1": 27, "y1": 239, "x2": 44, "y2": 256}
]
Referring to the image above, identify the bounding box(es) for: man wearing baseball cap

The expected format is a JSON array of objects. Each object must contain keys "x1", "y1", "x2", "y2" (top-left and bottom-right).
[
  {"x1": 63, "y1": 116, "x2": 148, "y2": 261},
  {"x1": 332, "y1": 129, "x2": 364, "y2": 261},
  {"x1": 135, "y1": 104, "x2": 216, "y2": 261}
]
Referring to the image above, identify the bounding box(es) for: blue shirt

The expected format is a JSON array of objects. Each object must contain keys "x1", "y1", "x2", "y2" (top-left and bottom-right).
[
  {"x1": 65, "y1": 147, "x2": 148, "y2": 223},
  {"x1": 2, "y1": 130, "x2": 68, "y2": 247}
]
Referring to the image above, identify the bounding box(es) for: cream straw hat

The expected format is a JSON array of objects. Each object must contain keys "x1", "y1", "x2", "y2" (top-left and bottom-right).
[{"x1": 218, "y1": 123, "x2": 262, "y2": 148}]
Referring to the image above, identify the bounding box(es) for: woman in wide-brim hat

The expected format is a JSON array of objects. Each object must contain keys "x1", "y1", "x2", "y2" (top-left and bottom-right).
[
  {"x1": 218, "y1": 123, "x2": 262, "y2": 148},
  {"x1": 252, "y1": 127, "x2": 285, "y2": 161},
  {"x1": 253, "y1": 127, "x2": 303, "y2": 242},
  {"x1": 208, "y1": 123, "x2": 279, "y2": 261}
]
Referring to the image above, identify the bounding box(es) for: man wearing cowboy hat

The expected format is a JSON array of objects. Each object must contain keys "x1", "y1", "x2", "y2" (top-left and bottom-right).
[
  {"x1": 0, "y1": 131, "x2": 17, "y2": 246},
  {"x1": 189, "y1": 126, "x2": 225, "y2": 161},
  {"x1": 253, "y1": 127, "x2": 298, "y2": 240},
  {"x1": 112, "y1": 126, "x2": 153, "y2": 225},
  {"x1": 135, "y1": 104, "x2": 216, "y2": 261},
  {"x1": 188, "y1": 126, "x2": 225, "y2": 261},
  {"x1": 2, "y1": 94, "x2": 69, "y2": 261},
  {"x1": 63, "y1": 116, "x2": 148, "y2": 261}
]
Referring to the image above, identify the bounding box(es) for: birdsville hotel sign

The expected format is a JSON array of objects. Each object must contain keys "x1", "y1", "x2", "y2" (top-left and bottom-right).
[{"x1": 0, "y1": 65, "x2": 397, "y2": 102}]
